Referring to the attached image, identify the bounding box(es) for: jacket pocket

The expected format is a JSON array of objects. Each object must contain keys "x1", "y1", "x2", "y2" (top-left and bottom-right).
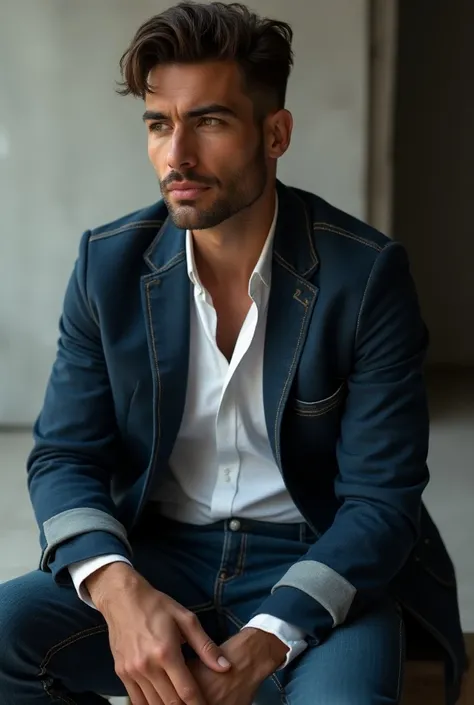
[{"x1": 293, "y1": 380, "x2": 347, "y2": 418}]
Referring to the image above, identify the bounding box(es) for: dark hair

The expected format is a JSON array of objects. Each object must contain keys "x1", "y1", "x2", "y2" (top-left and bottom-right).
[{"x1": 118, "y1": 2, "x2": 294, "y2": 114}]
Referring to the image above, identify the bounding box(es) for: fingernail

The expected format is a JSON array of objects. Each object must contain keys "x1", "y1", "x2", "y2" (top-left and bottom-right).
[{"x1": 218, "y1": 656, "x2": 231, "y2": 667}]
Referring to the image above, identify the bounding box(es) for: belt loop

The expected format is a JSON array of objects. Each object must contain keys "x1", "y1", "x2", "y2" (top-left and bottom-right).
[{"x1": 299, "y1": 523, "x2": 305, "y2": 542}]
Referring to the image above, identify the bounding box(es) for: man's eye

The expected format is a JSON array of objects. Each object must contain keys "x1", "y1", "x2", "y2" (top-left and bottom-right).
[
  {"x1": 199, "y1": 117, "x2": 222, "y2": 127},
  {"x1": 148, "y1": 122, "x2": 169, "y2": 133}
]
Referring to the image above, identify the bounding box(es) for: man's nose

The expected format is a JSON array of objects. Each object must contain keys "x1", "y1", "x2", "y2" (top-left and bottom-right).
[{"x1": 167, "y1": 128, "x2": 198, "y2": 172}]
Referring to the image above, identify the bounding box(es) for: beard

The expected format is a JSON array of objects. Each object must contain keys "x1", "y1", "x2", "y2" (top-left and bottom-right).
[{"x1": 161, "y1": 137, "x2": 268, "y2": 230}]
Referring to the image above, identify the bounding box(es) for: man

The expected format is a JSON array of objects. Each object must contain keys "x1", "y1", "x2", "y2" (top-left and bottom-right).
[{"x1": 0, "y1": 2, "x2": 466, "y2": 704}]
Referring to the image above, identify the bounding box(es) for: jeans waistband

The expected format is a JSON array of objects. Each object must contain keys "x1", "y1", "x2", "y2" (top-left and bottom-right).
[{"x1": 143, "y1": 504, "x2": 316, "y2": 543}]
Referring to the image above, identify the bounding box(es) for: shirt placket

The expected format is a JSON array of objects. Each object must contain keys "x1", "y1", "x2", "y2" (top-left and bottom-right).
[{"x1": 211, "y1": 297, "x2": 260, "y2": 519}]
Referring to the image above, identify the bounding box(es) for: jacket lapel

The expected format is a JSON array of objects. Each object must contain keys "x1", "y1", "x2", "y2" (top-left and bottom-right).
[
  {"x1": 264, "y1": 182, "x2": 320, "y2": 469},
  {"x1": 136, "y1": 218, "x2": 190, "y2": 516}
]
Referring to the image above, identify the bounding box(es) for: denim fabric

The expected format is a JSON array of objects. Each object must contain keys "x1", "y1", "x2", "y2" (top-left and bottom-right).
[
  {"x1": 0, "y1": 514, "x2": 404, "y2": 704},
  {"x1": 25, "y1": 180, "x2": 466, "y2": 702}
]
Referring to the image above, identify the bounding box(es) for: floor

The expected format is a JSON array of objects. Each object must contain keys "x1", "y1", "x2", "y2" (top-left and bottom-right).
[{"x1": 0, "y1": 369, "x2": 472, "y2": 704}]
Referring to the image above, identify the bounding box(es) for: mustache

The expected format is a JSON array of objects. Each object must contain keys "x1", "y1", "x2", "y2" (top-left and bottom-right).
[{"x1": 161, "y1": 171, "x2": 218, "y2": 190}]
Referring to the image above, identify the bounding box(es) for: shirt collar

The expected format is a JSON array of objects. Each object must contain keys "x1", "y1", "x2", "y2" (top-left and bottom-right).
[{"x1": 186, "y1": 192, "x2": 278, "y2": 294}]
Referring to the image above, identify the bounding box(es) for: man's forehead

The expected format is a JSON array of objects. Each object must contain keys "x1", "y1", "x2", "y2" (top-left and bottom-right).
[{"x1": 146, "y1": 61, "x2": 246, "y2": 103}]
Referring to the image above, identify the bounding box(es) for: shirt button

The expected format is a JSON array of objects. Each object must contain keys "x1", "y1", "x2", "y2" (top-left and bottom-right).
[{"x1": 229, "y1": 519, "x2": 241, "y2": 532}]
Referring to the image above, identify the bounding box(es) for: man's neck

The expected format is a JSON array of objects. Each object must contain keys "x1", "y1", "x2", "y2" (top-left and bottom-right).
[{"x1": 192, "y1": 188, "x2": 276, "y2": 292}]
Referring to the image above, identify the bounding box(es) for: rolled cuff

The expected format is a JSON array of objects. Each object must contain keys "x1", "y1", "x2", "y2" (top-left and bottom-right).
[
  {"x1": 41, "y1": 507, "x2": 131, "y2": 570},
  {"x1": 272, "y1": 560, "x2": 356, "y2": 627}
]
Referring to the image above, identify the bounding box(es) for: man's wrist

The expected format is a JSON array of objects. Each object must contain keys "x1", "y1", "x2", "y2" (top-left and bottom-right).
[
  {"x1": 85, "y1": 561, "x2": 138, "y2": 614},
  {"x1": 225, "y1": 627, "x2": 289, "y2": 680}
]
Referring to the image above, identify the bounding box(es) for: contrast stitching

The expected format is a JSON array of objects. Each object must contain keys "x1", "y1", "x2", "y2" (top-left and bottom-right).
[
  {"x1": 291, "y1": 189, "x2": 318, "y2": 268},
  {"x1": 85, "y1": 237, "x2": 100, "y2": 328},
  {"x1": 143, "y1": 217, "x2": 170, "y2": 266},
  {"x1": 44, "y1": 682, "x2": 75, "y2": 705},
  {"x1": 293, "y1": 397, "x2": 342, "y2": 418},
  {"x1": 274, "y1": 298, "x2": 311, "y2": 464},
  {"x1": 38, "y1": 601, "x2": 212, "y2": 703},
  {"x1": 39, "y1": 625, "x2": 108, "y2": 673},
  {"x1": 154, "y1": 249, "x2": 186, "y2": 274},
  {"x1": 145, "y1": 279, "x2": 162, "y2": 491},
  {"x1": 354, "y1": 242, "x2": 393, "y2": 343},
  {"x1": 214, "y1": 529, "x2": 229, "y2": 600},
  {"x1": 88, "y1": 220, "x2": 164, "y2": 242},
  {"x1": 293, "y1": 381, "x2": 345, "y2": 409},
  {"x1": 213, "y1": 528, "x2": 232, "y2": 639},
  {"x1": 274, "y1": 252, "x2": 319, "y2": 287},
  {"x1": 39, "y1": 624, "x2": 108, "y2": 703},
  {"x1": 313, "y1": 223, "x2": 384, "y2": 252},
  {"x1": 231, "y1": 533, "x2": 248, "y2": 582}
]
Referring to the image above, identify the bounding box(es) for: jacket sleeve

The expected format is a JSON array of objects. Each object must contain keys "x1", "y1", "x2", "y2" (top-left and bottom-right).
[
  {"x1": 256, "y1": 241, "x2": 430, "y2": 644},
  {"x1": 27, "y1": 231, "x2": 132, "y2": 583}
]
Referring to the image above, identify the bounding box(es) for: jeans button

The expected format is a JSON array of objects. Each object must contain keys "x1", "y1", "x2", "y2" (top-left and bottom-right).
[{"x1": 229, "y1": 519, "x2": 241, "y2": 532}]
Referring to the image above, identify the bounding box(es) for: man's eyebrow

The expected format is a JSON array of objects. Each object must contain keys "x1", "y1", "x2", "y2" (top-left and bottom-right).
[{"x1": 142, "y1": 104, "x2": 238, "y2": 121}]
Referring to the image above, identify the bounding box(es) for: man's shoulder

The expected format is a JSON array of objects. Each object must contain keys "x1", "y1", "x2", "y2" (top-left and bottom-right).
[
  {"x1": 87, "y1": 199, "x2": 168, "y2": 247},
  {"x1": 289, "y1": 185, "x2": 392, "y2": 255}
]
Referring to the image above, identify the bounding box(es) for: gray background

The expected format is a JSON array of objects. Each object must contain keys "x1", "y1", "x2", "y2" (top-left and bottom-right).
[{"x1": 0, "y1": 0, "x2": 367, "y2": 425}]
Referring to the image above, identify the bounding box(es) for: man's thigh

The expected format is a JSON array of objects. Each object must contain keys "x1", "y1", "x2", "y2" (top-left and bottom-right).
[
  {"x1": 255, "y1": 598, "x2": 405, "y2": 705},
  {"x1": 0, "y1": 534, "x2": 220, "y2": 702}
]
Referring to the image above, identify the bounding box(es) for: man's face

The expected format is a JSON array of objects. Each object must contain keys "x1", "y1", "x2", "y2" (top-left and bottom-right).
[{"x1": 144, "y1": 61, "x2": 270, "y2": 230}]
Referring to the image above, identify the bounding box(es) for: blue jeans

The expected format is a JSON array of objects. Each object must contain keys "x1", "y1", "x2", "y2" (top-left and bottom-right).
[{"x1": 0, "y1": 511, "x2": 404, "y2": 704}]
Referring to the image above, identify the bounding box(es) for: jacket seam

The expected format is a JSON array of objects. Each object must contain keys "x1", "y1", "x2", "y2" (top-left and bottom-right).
[
  {"x1": 273, "y1": 253, "x2": 318, "y2": 290},
  {"x1": 355, "y1": 241, "x2": 396, "y2": 345},
  {"x1": 83, "y1": 231, "x2": 100, "y2": 328},
  {"x1": 290, "y1": 188, "x2": 319, "y2": 266},
  {"x1": 312, "y1": 223, "x2": 384, "y2": 252},
  {"x1": 88, "y1": 220, "x2": 164, "y2": 242},
  {"x1": 274, "y1": 294, "x2": 311, "y2": 465}
]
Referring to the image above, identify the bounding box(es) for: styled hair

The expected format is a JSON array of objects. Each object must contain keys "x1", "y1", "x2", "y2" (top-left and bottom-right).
[{"x1": 118, "y1": 2, "x2": 294, "y2": 114}]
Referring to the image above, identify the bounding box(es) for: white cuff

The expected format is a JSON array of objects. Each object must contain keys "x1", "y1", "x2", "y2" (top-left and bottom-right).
[
  {"x1": 68, "y1": 554, "x2": 133, "y2": 609},
  {"x1": 243, "y1": 613, "x2": 308, "y2": 669}
]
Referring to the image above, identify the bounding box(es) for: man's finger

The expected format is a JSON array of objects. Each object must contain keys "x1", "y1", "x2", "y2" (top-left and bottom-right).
[
  {"x1": 122, "y1": 678, "x2": 149, "y2": 705},
  {"x1": 177, "y1": 611, "x2": 231, "y2": 673},
  {"x1": 164, "y1": 652, "x2": 208, "y2": 705}
]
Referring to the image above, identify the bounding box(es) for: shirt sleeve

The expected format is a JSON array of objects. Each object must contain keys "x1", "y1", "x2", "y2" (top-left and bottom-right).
[
  {"x1": 68, "y1": 554, "x2": 133, "y2": 609},
  {"x1": 243, "y1": 613, "x2": 308, "y2": 668}
]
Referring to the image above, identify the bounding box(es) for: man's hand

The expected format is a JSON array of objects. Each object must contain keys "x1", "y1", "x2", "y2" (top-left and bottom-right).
[
  {"x1": 187, "y1": 627, "x2": 288, "y2": 705},
  {"x1": 86, "y1": 562, "x2": 231, "y2": 705}
]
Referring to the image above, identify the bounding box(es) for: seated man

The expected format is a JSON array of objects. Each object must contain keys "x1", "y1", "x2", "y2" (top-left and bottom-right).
[{"x1": 0, "y1": 2, "x2": 466, "y2": 704}]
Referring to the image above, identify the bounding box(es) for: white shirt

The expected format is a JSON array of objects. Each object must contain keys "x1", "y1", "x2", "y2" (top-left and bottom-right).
[{"x1": 69, "y1": 196, "x2": 307, "y2": 666}]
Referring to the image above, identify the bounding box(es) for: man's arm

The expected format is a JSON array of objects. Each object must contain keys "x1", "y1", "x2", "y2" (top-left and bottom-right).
[
  {"x1": 27, "y1": 231, "x2": 131, "y2": 582},
  {"x1": 256, "y1": 241, "x2": 430, "y2": 644}
]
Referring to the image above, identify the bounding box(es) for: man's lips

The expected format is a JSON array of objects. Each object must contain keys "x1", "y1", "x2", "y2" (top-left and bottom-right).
[{"x1": 167, "y1": 182, "x2": 210, "y2": 199}]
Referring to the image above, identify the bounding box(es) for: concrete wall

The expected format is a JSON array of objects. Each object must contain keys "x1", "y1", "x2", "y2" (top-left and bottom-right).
[
  {"x1": 393, "y1": 0, "x2": 474, "y2": 367},
  {"x1": 0, "y1": 0, "x2": 369, "y2": 425}
]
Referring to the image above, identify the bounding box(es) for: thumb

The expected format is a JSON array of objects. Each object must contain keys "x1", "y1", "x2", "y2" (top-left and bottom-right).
[{"x1": 178, "y1": 613, "x2": 231, "y2": 672}]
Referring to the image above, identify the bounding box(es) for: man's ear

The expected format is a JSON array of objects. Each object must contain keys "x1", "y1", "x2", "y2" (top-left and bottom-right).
[{"x1": 266, "y1": 109, "x2": 293, "y2": 158}]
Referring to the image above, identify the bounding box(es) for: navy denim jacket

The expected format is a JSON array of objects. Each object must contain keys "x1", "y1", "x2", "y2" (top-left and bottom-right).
[{"x1": 27, "y1": 181, "x2": 467, "y2": 703}]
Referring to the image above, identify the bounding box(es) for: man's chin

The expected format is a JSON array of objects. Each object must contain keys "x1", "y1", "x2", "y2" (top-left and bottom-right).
[{"x1": 168, "y1": 204, "x2": 227, "y2": 231}]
